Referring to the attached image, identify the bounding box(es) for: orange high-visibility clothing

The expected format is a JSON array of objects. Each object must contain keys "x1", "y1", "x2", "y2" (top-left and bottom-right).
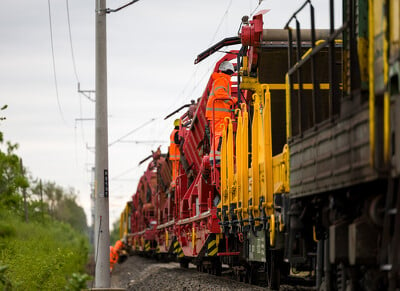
[
  {"x1": 169, "y1": 129, "x2": 180, "y2": 161},
  {"x1": 169, "y1": 129, "x2": 180, "y2": 183},
  {"x1": 205, "y1": 72, "x2": 237, "y2": 121},
  {"x1": 209, "y1": 119, "x2": 227, "y2": 164},
  {"x1": 110, "y1": 245, "x2": 118, "y2": 271},
  {"x1": 114, "y1": 240, "x2": 123, "y2": 252},
  {"x1": 206, "y1": 72, "x2": 236, "y2": 164}
]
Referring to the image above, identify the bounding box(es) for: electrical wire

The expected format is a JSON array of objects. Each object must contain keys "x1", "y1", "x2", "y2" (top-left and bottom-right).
[
  {"x1": 208, "y1": 0, "x2": 233, "y2": 46},
  {"x1": 66, "y1": 0, "x2": 79, "y2": 83},
  {"x1": 47, "y1": 0, "x2": 68, "y2": 125},
  {"x1": 165, "y1": 0, "x2": 234, "y2": 118},
  {"x1": 250, "y1": 0, "x2": 263, "y2": 17},
  {"x1": 111, "y1": 165, "x2": 139, "y2": 180},
  {"x1": 66, "y1": 0, "x2": 89, "y2": 147},
  {"x1": 108, "y1": 118, "x2": 156, "y2": 147}
]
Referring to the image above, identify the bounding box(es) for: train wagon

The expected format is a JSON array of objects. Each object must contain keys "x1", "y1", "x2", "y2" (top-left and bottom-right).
[{"x1": 120, "y1": 1, "x2": 400, "y2": 290}]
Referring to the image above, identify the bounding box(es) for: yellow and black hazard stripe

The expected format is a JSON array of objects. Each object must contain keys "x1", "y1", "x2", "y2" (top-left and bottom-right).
[
  {"x1": 144, "y1": 241, "x2": 151, "y2": 252},
  {"x1": 207, "y1": 235, "x2": 218, "y2": 256},
  {"x1": 173, "y1": 240, "x2": 184, "y2": 258}
]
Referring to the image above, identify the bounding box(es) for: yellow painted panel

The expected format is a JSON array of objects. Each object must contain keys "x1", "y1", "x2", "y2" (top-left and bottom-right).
[
  {"x1": 260, "y1": 83, "x2": 330, "y2": 91},
  {"x1": 241, "y1": 104, "x2": 249, "y2": 223},
  {"x1": 272, "y1": 144, "x2": 290, "y2": 194}
]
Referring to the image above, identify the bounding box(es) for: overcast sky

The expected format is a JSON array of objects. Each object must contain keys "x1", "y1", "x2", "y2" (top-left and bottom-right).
[{"x1": 0, "y1": 0, "x2": 340, "y2": 227}]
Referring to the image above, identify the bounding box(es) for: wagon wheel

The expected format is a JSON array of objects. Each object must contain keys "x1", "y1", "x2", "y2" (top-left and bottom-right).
[
  {"x1": 266, "y1": 250, "x2": 281, "y2": 291},
  {"x1": 179, "y1": 259, "x2": 189, "y2": 268},
  {"x1": 212, "y1": 259, "x2": 222, "y2": 276},
  {"x1": 246, "y1": 264, "x2": 258, "y2": 285}
]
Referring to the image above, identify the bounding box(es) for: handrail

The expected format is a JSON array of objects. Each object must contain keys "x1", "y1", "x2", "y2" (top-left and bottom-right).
[
  {"x1": 241, "y1": 104, "x2": 249, "y2": 223},
  {"x1": 211, "y1": 97, "x2": 235, "y2": 184},
  {"x1": 368, "y1": 0, "x2": 375, "y2": 168},
  {"x1": 287, "y1": 28, "x2": 345, "y2": 77},
  {"x1": 234, "y1": 108, "x2": 242, "y2": 222},
  {"x1": 251, "y1": 93, "x2": 260, "y2": 220},
  {"x1": 220, "y1": 122, "x2": 227, "y2": 219},
  {"x1": 262, "y1": 84, "x2": 274, "y2": 216},
  {"x1": 284, "y1": 0, "x2": 311, "y2": 29},
  {"x1": 226, "y1": 117, "x2": 234, "y2": 216}
]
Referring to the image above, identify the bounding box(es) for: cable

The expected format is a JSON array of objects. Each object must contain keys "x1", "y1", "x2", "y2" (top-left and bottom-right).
[
  {"x1": 111, "y1": 165, "x2": 140, "y2": 181},
  {"x1": 208, "y1": 0, "x2": 233, "y2": 46},
  {"x1": 108, "y1": 118, "x2": 156, "y2": 147},
  {"x1": 66, "y1": 0, "x2": 89, "y2": 145},
  {"x1": 66, "y1": 0, "x2": 79, "y2": 83},
  {"x1": 163, "y1": 0, "x2": 251, "y2": 140},
  {"x1": 165, "y1": 0, "x2": 234, "y2": 117},
  {"x1": 48, "y1": 0, "x2": 68, "y2": 125},
  {"x1": 250, "y1": 0, "x2": 263, "y2": 18}
]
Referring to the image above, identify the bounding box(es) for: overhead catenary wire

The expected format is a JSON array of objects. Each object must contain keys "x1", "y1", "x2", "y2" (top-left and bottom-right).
[
  {"x1": 108, "y1": 118, "x2": 156, "y2": 147},
  {"x1": 161, "y1": 0, "x2": 264, "y2": 145},
  {"x1": 208, "y1": 0, "x2": 234, "y2": 46},
  {"x1": 106, "y1": 1, "x2": 263, "y2": 226},
  {"x1": 47, "y1": 0, "x2": 68, "y2": 125},
  {"x1": 66, "y1": 0, "x2": 79, "y2": 83},
  {"x1": 66, "y1": 0, "x2": 94, "y2": 146},
  {"x1": 111, "y1": 165, "x2": 140, "y2": 181},
  {"x1": 250, "y1": 0, "x2": 264, "y2": 17},
  {"x1": 165, "y1": 0, "x2": 236, "y2": 117}
]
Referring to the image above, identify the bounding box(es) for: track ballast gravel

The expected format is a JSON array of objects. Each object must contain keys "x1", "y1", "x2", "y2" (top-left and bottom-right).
[
  {"x1": 111, "y1": 255, "x2": 266, "y2": 291},
  {"x1": 111, "y1": 255, "x2": 314, "y2": 291}
]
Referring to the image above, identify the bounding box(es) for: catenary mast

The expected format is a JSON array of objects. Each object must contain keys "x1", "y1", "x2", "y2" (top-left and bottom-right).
[{"x1": 94, "y1": 0, "x2": 110, "y2": 287}]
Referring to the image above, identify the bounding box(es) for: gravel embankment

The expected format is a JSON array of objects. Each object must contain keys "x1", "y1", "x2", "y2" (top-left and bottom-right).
[
  {"x1": 111, "y1": 255, "x2": 266, "y2": 291},
  {"x1": 111, "y1": 255, "x2": 315, "y2": 291}
]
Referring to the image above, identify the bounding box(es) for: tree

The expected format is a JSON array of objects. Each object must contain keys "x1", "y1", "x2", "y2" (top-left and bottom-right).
[
  {"x1": 54, "y1": 191, "x2": 88, "y2": 234},
  {"x1": 0, "y1": 140, "x2": 28, "y2": 210},
  {"x1": 30, "y1": 181, "x2": 88, "y2": 234},
  {"x1": 110, "y1": 219, "x2": 120, "y2": 245}
]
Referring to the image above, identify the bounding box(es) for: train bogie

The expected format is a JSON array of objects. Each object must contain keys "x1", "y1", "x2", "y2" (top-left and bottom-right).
[{"x1": 120, "y1": 1, "x2": 400, "y2": 290}]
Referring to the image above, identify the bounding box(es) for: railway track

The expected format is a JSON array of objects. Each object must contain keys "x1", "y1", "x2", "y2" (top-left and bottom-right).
[{"x1": 111, "y1": 255, "x2": 315, "y2": 291}]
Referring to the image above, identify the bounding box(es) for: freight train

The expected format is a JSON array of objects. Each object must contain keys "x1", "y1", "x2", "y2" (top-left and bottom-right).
[{"x1": 118, "y1": 1, "x2": 400, "y2": 290}]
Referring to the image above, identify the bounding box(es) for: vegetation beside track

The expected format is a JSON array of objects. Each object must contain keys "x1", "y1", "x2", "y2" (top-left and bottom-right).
[
  {"x1": 0, "y1": 107, "x2": 90, "y2": 290},
  {"x1": 0, "y1": 210, "x2": 89, "y2": 290}
]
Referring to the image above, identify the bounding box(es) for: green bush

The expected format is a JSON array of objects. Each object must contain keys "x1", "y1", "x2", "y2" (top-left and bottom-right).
[
  {"x1": 0, "y1": 211, "x2": 89, "y2": 290},
  {"x1": 0, "y1": 222, "x2": 15, "y2": 238},
  {"x1": 0, "y1": 264, "x2": 12, "y2": 291},
  {"x1": 65, "y1": 272, "x2": 91, "y2": 291}
]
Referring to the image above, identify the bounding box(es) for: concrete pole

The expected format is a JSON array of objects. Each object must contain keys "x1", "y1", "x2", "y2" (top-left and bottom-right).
[{"x1": 94, "y1": 0, "x2": 110, "y2": 287}]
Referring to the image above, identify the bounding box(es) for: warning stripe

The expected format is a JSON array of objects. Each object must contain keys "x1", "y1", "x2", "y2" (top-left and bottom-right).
[
  {"x1": 207, "y1": 238, "x2": 217, "y2": 257},
  {"x1": 173, "y1": 241, "x2": 184, "y2": 258},
  {"x1": 208, "y1": 240, "x2": 216, "y2": 249},
  {"x1": 208, "y1": 248, "x2": 218, "y2": 256}
]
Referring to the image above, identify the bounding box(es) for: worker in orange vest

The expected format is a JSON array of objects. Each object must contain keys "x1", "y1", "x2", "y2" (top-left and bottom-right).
[
  {"x1": 169, "y1": 119, "x2": 180, "y2": 186},
  {"x1": 114, "y1": 239, "x2": 124, "y2": 252},
  {"x1": 114, "y1": 239, "x2": 128, "y2": 264},
  {"x1": 109, "y1": 245, "x2": 118, "y2": 273},
  {"x1": 205, "y1": 61, "x2": 237, "y2": 165}
]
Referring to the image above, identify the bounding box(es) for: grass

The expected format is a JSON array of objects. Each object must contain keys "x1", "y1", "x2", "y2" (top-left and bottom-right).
[{"x1": 0, "y1": 209, "x2": 89, "y2": 290}]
